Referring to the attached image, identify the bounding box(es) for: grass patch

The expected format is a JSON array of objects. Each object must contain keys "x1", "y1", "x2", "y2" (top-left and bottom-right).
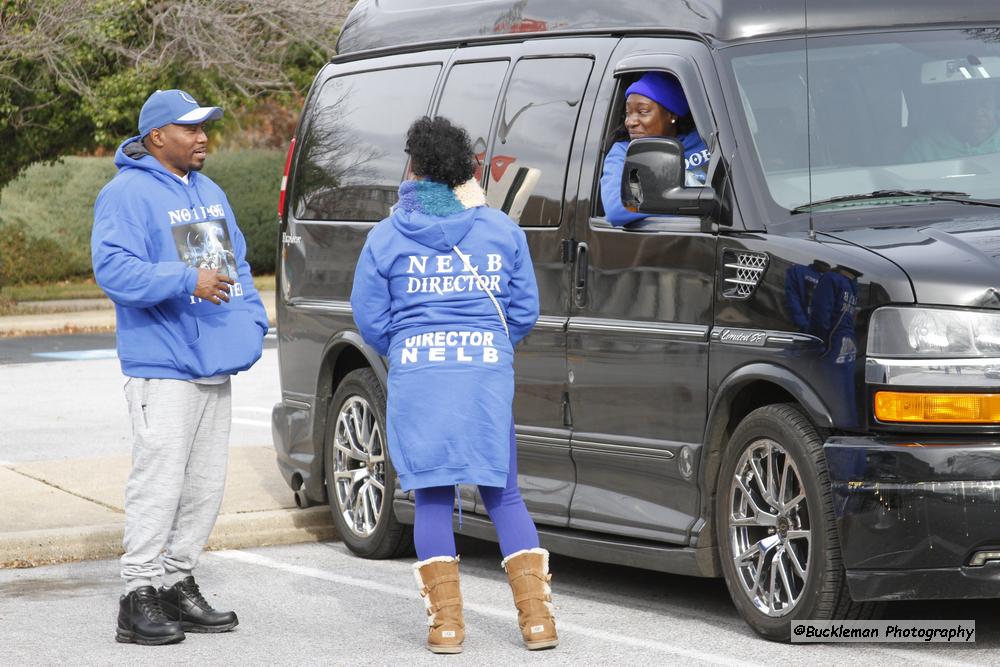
[
  {"x1": 253, "y1": 274, "x2": 275, "y2": 292},
  {"x1": 3, "y1": 278, "x2": 105, "y2": 302}
]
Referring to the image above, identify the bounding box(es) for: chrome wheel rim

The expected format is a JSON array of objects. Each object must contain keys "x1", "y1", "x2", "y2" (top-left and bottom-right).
[
  {"x1": 728, "y1": 439, "x2": 811, "y2": 617},
  {"x1": 331, "y1": 395, "x2": 386, "y2": 538}
]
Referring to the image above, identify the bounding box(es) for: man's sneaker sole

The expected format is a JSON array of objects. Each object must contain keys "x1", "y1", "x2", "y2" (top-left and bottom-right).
[
  {"x1": 181, "y1": 618, "x2": 239, "y2": 633},
  {"x1": 115, "y1": 627, "x2": 185, "y2": 645}
]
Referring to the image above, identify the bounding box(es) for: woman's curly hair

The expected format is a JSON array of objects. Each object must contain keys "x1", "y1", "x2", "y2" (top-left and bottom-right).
[{"x1": 405, "y1": 115, "x2": 476, "y2": 188}]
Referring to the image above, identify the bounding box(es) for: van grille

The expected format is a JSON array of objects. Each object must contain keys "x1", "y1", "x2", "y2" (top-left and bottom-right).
[{"x1": 722, "y1": 249, "x2": 768, "y2": 299}]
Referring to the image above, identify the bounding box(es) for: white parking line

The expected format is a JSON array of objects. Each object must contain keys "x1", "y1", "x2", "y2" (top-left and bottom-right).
[
  {"x1": 32, "y1": 349, "x2": 118, "y2": 361},
  {"x1": 210, "y1": 549, "x2": 759, "y2": 666},
  {"x1": 231, "y1": 417, "x2": 270, "y2": 428}
]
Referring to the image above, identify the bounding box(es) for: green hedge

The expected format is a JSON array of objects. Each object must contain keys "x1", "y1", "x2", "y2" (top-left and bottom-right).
[
  {"x1": 201, "y1": 150, "x2": 284, "y2": 275},
  {"x1": 0, "y1": 150, "x2": 282, "y2": 286}
]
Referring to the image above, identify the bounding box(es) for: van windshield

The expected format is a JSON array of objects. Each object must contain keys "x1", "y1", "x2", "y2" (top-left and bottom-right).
[{"x1": 726, "y1": 29, "x2": 1000, "y2": 219}]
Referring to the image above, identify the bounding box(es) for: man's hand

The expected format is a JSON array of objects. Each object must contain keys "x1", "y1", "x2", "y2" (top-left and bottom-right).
[{"x1": 194, "y1": 268, "x2": 235, "y2": 304}]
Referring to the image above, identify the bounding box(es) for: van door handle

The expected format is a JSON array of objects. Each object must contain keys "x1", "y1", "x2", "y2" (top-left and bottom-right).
[{"x1": 573, "y1": 242, "x2": 589, "y2": 308}]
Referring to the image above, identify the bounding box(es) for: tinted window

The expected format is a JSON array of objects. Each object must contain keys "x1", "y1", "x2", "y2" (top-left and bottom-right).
[
  {"x1": 436, "y1": 60, "x2": 509, "y2": 184},
  {"x1": 293, "y1": 65, "x2": 440, "y2": 221},
  {"x1": 487, "y1": 57, "x2": 593, "y2": 226}
]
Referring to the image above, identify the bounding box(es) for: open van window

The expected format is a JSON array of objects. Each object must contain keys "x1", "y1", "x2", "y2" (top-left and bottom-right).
[
  {"x1": 725, "y1": 30, "x2": 1000, "y2": 219},
  {"x1": 596, "y1": 70, "x2": 711, "y2": 225}
]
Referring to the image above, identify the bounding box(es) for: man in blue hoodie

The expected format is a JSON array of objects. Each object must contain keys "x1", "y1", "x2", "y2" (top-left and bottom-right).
[{"x1": 92, "y1": 89, "x2": 268, "y2": 645}]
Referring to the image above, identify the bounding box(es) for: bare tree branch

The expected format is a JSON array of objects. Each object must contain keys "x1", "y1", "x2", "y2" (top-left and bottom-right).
[{"x1": 1, "y1": 0, "x2": 351, "y2": 100}]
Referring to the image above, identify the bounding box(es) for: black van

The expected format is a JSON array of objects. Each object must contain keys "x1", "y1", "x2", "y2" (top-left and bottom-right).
[{"x1": 272, "y1": 0, "x2": 1000, "y2": 640}]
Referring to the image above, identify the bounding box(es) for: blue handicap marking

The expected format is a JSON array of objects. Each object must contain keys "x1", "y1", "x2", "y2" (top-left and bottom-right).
[{"x1": 33, "y1": 349, "x2": 119, "y2": 361}]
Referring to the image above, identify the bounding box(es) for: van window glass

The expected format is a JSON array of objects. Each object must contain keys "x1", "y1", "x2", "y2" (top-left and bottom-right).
[
  {"x1": 293, "y1": 65, "x2": 440, "y2": 221},
  {"x1": 436, "y1": 60, "x2": 509, "y2": 184},
  {"x1": 726, "y1": 30, "x2": 1000, "y2": 218},
  {"x1": 487, "y1": 57, "x2": 593, "y2": 226}
]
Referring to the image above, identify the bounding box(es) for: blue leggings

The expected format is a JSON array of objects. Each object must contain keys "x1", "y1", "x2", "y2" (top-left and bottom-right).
[{"x1": 413, "y1": 423, "x2": 539, "y2": 560}]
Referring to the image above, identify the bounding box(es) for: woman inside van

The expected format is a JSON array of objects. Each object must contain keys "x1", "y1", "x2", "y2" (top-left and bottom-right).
[
  {"x1": 601, "y1": 71, "x2": 709, "y2": 225},
  {"x1": 350, "y1": 116, "x2": 557, "y2": 654}
]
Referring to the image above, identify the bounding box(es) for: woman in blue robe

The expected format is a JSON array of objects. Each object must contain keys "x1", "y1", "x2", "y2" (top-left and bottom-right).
[{"x1": 351, "y1": 116, "x2": 558, "y2": 653}]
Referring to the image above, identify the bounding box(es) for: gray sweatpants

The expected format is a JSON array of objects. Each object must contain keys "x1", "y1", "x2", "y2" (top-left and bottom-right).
[{"x1": 121, "y1": 377, "x2": 231, "y2": 592}]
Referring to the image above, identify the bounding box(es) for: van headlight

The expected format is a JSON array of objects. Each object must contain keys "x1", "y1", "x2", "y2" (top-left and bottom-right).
[
  {"x1": 868, "y1": 306, "x2": 1000, "y2": 357},
  {"x1": 867, "y1": 306, "x2": 1000, "y2": 423}
]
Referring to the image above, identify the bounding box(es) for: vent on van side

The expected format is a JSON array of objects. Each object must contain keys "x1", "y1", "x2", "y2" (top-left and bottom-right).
[{"x1": 721, "y1": 249, "x2": 769, "y2": 299}]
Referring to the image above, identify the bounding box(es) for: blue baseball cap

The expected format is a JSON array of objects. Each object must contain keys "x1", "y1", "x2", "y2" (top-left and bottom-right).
[
  {"x1": 138, "y1": 89, "x2": 223, "y2": 137},
  {"x1": 625, "y1": 72, "x2": 689, "y2": 117}
]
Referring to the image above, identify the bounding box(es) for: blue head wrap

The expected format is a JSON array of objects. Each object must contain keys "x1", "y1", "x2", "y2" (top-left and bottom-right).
[{"x1": 625, "y1": 72, "x2": 689, "y2": 117}]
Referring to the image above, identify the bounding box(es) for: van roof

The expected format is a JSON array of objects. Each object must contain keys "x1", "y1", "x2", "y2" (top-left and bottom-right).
[{"x1": 336, "y1": 0, "x2": 999, "y2": 55}]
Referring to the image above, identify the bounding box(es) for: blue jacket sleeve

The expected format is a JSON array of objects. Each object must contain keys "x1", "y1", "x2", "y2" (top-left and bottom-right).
[
  {"x1": 506, "y1": 227, "x2": 540, "y2": 345},
  {"x1": 350, "y1": 242, "x2": 392, "y2": 356},
  {"x1": 601, "y1": 142, "x2": 647, "y2": 227},
  {"x1": 91, "y1": 193, "x2": 197, "y2": 308},
  {"x1": 229, "y1": 212, "x2": 269, "y2": 336}
]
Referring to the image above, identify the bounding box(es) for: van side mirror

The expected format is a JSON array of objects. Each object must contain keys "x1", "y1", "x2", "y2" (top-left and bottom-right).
[{"x1": 621, "y1": 137, "x2": 718, "y2": 218}]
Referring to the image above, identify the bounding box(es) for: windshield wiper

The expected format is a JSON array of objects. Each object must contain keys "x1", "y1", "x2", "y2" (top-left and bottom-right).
[{"x1": 791, "y1": 189, "x2": 1000, "y2": 213}]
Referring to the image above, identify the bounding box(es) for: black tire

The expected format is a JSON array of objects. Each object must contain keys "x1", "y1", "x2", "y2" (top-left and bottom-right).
[
  {"x1": 325, "y1": 368, "x2": 412, "y2": 559},
  {"x1": 715, "y1": 403, "x2": 880, "y2": 641}
]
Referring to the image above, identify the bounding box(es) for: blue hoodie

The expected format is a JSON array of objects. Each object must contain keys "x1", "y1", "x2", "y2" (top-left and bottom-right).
[
  {"x1": 91, "y1": 136, "x2": 268, "y2": 379},
  {"x1": 351, "y1": 179, "x2": 539, "y2": 490}
]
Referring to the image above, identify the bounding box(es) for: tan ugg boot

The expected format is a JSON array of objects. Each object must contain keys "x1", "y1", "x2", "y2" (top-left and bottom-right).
[
  {"x1": 413, "y1": 556, "x2": 465, "y2": 654},
  {"x1": 502, "y1": 548, "x2": 558, "y2": 650}
]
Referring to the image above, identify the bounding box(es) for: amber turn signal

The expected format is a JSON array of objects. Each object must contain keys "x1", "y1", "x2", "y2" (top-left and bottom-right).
[{"x1": 874, "y1": 391, "x2": 1000, "y2": 423}]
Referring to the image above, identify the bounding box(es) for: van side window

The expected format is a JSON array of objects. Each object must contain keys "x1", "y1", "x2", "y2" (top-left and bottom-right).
[
  {"x1": 436, "y1": 60, "x2": 509, "y2": 184},
  {"x1": 293, "y1": 65, "x2": 441, "y2": 221},
  {"x1": 487, "y1": 57, "x2": 593, "y2": 226}
]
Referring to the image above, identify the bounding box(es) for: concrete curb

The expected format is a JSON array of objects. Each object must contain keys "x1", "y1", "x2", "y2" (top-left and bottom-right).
[{"x1": 0, "y1": 506, "x2": 337, "y2": 569}]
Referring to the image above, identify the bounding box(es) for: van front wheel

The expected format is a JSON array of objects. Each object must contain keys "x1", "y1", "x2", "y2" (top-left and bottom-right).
[
  {"x1": 325, "y1": 368, "x2": 411, "y2": 559},
  {"x1": 715, "y1": 403, "x2": 878, "y2": 641}
]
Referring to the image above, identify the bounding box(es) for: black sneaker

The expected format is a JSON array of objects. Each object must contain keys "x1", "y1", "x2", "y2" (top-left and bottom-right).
[
  {"x1": 116, "y1": 586, "x2": 185, "y2": 645},
  {"x1": 159, "y1": 576, "x2": 239, "y2": 633}
]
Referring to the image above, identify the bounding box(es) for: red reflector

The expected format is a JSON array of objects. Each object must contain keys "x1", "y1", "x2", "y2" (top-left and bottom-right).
[{"x1": 278, "y1": 137, "x2": 296, "y2": 219}]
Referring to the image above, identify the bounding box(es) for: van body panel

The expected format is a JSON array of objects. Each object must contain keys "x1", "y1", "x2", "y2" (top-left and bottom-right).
[
  {"x1": 339, "y1": 0, "x2": 1000, "y2": 56},
  {"x1": 823, "y1": 220, "x2": 1000, "y2": 310},
  {"x1": 562, "y1": 37, "x2": 725, "y2": 544}
]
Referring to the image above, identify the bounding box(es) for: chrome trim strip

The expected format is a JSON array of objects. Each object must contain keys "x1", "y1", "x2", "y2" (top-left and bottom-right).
[
  {"x1": 868, "y1": 356, "x2": 1000, "y2": 368},
  {"x1": 532, "y1": 316, "x2": 568, "y2": 333},
  {"x1": 723, "y1": 263, "x2": 765, "y2": 272},
  {"x1": 710, "y1": 327, "x2": 821, "y2": 348},
  {"x1": 571, "y1": 439, "x2": 677, "y2": 460},
  {"x1": 518, "y1": 434, "x2": 570, "y2": 449},
  {"x1": 289, "y1": 299, "x2": 353, "y2": 315},
  {"x1": 516, "y1": 426, "x2": 571, "y2": 450},
  {"x1": 567, "y1": 318, "x2": 708, "y2": 339}
]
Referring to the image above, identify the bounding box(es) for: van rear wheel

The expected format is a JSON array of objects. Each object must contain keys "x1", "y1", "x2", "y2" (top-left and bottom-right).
[
  {"x1": 715, "y1": 403, "x2": 879, "y2": 641},
  {"x1": 325, "y1": 368, "x2": 412, "y2": 559}
]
